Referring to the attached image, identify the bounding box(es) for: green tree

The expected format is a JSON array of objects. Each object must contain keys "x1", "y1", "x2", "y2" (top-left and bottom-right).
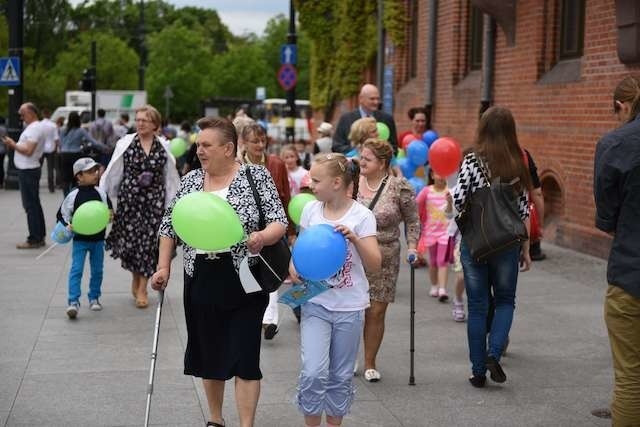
[
  {"x1": 260, "y1": 14, "x2": 310, "y2": 100},
  {"x1": 24, "y1": 0, "x2": 73, "y2": 68},
  {"x1": 209, "y1": 41, "x2": 275, "y2": 99},
  {"x1": 146, "y1": 21, "x2": 214, "y2": 121},
  {"x1": 38, "y1": 32, "x2": 138, "y2": 109}
]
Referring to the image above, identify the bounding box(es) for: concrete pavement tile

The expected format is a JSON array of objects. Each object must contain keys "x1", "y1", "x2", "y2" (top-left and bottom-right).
[
  {"x1": 6, "y1": 369, "x2": 202, "y2": 426},
  {"x1": 510, "y1": 386, "x2": 612, "y2": 426},
  {"x1": 27, "y1": 331, "x2": 185, "y2": 375},
  {"x1": 0, "y1": 362, "x2": 25, "y2": 412},
  {"x1": 386, "y1": 401, "x2": 600, "y2": 427},
  {"x1": 0, "y1": 410, "x2": 8, "y2": 426}
]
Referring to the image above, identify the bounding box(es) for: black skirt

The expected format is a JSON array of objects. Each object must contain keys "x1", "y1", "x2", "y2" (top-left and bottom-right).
[{"x1": 183, "y1": 253, "x2": 268, "y2": 381}]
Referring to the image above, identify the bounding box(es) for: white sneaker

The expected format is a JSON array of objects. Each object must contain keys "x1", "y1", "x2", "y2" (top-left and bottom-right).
[
  {"x1": 66, "y1": 302, "x2": 80, "y2": 319},
  {"x1": 429, "y1": 286, "x2": 438, "y2": 297},
  {"x1": 89, "y1": 299, "x2": 102, "y2": 311}
]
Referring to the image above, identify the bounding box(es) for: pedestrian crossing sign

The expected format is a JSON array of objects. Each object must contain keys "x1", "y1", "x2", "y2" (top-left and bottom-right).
[{"x1": 0, "y1": 57, "x2": 20, "y2": 86}]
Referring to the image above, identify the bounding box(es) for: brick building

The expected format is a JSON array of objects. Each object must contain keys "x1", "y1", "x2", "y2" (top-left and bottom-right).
[{"x1": 368, "y1": 0, "x2": 640, "y2": 258}]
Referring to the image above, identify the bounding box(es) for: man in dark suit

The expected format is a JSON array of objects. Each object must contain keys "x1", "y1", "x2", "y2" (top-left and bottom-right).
[{"x1": 332, "y1": 84, "x2": 398, "y2": 154}]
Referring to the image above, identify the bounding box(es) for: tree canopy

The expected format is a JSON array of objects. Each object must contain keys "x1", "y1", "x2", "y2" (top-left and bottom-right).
[{"x1": 0, "y1": 0, "x2": 310, "y2": 122}]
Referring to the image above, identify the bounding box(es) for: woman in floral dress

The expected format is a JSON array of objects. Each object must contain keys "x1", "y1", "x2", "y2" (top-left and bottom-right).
[
  {"x1": 357, "y1": 138, "x2": 421, "y2": 382},
  {"x1": 100, "y1": 105, "x2": 180, "y2": 308}
]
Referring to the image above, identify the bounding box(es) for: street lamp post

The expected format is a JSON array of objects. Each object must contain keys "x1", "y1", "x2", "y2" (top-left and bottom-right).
[
  {"x1": 138, "y1": 0, "x2": 146, "y2": 91},
  {"x1": 284, "y1": 0, "x2": 297, "y2": 144},
  {"x1": 5, "y1": 0, "x2": 25, "y2": 190}
]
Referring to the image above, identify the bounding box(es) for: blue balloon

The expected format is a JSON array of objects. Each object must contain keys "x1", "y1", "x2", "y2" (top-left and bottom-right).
[
  {"x1": 292, "y1": 224, "x2": 348, "y2": 281},
  {"x1": 422, "y1": 130, "x2": 439, "y2": 147},
  {"x1": 390, "y1": 156, "x2": 398, "y2": 167},
  {"x1": 397, "y1": 158, "x2": 417, "y2": 178},
  {"x1": 407, "y1": 140, "x2": 429, "y2": 167},
  {"x1": 408, "y1": 177, "x2": 426, "y2": 195}
]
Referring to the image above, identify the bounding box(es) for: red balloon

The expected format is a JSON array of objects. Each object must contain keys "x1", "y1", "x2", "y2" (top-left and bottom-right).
[
  {"x1": 401, "y1": 133, "x2": 417, "y2": 149},
  {"x1": 429, "y1": 137, "x2": 462, "y2": 177}
]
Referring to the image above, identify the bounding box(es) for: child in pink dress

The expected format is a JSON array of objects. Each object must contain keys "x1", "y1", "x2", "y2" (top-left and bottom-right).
[{"x1": 416, "y1": 171, "x2": 454, "y2": 302}]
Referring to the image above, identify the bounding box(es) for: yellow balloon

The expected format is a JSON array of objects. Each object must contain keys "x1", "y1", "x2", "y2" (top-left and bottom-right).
[{"x1": 414, "y1": 166, "x2": 425, "y2": 178}]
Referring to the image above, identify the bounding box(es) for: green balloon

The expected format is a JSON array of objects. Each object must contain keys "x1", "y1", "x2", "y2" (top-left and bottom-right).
[
  {"x1": 397, "y1": 148, "x2": 406, "y2": 159},
  {"x1": 288, "y1": 193, "x2": 317, "y2": 226},
  {"x1": 72, "y1": 200, "x2": 110, "y2": 235},
  {"x1": 171, "y1": 192, "x2": 244, "y2": 251},
  {"x1": 376, "y1": 122, "x2": 390, "y2": 141},
  {"x1": 169, "y1": 137, "x2": 187, "y2": 158}
]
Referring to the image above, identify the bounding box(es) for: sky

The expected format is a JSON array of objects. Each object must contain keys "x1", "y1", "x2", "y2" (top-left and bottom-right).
[{"x1": 68, "y1": 0, "x2": 290, "y2": 36}]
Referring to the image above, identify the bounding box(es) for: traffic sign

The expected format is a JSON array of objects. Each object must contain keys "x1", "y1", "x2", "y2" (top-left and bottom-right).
[
  {"x1": 280, "y1": 44, "x2": 297, "y2": 65},
  {"x1": 0, "y1": 57, "x2": 20, "y2": 86},
  {"x1": 277, "y1": 64, "x2": 297, "y2": 91}
]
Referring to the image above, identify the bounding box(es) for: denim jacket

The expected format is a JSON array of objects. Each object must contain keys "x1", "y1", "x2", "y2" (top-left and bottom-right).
[{"x1": 594, "y1": 113, "x2": 640, "y2": 298}]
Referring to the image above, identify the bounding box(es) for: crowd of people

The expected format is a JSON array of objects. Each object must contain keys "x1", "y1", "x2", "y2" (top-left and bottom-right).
[{"x1": 1, "y1": 75, "x2": 638, "y2": 427}]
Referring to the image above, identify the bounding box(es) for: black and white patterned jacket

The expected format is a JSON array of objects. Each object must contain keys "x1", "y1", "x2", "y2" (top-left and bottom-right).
[
  {"x1": 158, "y1": 165, "x2": 288, "y2": 277},
  {"x1": 453, "y1": 152, "x2": 529, "y2": 220}
]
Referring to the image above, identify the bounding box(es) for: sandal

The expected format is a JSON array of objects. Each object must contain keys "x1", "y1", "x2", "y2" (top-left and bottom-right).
[
  {"x1": 206, "y1": 421, "x2": 225, "y2": 427},
  {"x1": 364, "y1": 368, "x2": 381, "y2": 382},
  {"x1": 135, "y1": 297, "x2": 148, "y2": 308}
]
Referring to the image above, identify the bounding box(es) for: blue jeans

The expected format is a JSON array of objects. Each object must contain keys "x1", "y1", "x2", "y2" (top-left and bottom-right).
[
  {"x1": 297, "y1": 303, "x2": 363, "y2": 417},
  {"x1": 460, "y1": 241, "x2": 519, "y2": 376},
  {"x1": 68, "y1": 240, "x2": 104, "y2": 304},
  {"x1": 17, "y1": 168, "x2": 45, "y2": 242}
]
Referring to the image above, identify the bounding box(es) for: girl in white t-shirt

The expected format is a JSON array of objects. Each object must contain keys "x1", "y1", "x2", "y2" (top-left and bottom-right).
[
  {"x1": 290, "y1": 153, "x2": 381, "y2": 427},
  {"x1": 281, "y1": 144, "x2": 307, "y2": 196}
]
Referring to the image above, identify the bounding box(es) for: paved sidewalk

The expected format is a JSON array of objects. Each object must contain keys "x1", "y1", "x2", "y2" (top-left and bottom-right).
[{"x1": 0, "y1": 185, "x2": 613, "y2": 426}]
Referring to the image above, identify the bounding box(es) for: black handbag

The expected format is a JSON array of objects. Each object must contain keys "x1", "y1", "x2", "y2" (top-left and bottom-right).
[
  {"x1": 456, "y1": 156, "x2": 528, "y2": 262},
  {"x1": 245, "y1": 166, "x2": 291, "y2": 293}
]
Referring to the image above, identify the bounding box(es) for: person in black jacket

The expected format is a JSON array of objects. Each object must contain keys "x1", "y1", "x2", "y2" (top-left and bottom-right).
[
  {"x1": 57, "y1": 158, "x2": 113, "y2": 319},
  {"x1": 593, "y1": 75, "x2": 640, "y2": 426},
  {"x1": 332, "y1": 84, "x2": 398, "y2": 154}
]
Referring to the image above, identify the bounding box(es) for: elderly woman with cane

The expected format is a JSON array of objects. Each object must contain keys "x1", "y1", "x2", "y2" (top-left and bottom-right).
[
  {"x1": 151, "y1": 117, "x2": 287, "y2": 427},
  {"x1": 356, "y1": 138, "x2": 421, "y2": 381}
]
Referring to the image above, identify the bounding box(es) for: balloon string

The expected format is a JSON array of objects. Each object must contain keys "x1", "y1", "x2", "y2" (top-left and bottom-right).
[{"x1": 36, "y1": 242, "x2": 59, "y2": 260}]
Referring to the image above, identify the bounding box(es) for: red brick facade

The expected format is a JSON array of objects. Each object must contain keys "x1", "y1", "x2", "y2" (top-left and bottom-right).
[{"x1": 381, "y1": 0, "x2": 639, "y2": 258}]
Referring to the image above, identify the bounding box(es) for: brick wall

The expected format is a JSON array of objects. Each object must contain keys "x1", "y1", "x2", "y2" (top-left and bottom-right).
[{"x1": 386, "y1": 0, "x2": 639, "y2": 258}]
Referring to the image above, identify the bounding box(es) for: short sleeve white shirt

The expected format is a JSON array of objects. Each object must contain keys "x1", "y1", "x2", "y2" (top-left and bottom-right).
[
  {"x1": 41, "y1": 118, "x2": 59, "y2": 153},
  {"x1": 14, "y1": 121, "x2": 45, "y2": 170},
  {"x1": 299, "y1": 200, "x2": 377, "y2": 311}
]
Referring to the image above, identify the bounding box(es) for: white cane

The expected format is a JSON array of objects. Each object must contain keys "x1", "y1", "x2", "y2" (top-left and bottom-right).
[{"x1": 144, "y1": 290, "x2": 165, "y2": 427}]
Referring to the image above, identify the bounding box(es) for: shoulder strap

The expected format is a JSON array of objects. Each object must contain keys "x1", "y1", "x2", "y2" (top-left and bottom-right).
[
  {"x1": 475, "y1": 154, "x2": 491, "y2": 187},
  {"x1": 245, "y1": 165, "x2": 266, "y2": 229},
  {"x1": 367, "y1": 176, "x2": 388, "y2": 211}
]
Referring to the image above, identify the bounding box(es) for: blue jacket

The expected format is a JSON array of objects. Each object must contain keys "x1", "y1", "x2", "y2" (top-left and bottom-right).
[{"x1": 594, "y1": 113, "x2": 640, "y2": 298}]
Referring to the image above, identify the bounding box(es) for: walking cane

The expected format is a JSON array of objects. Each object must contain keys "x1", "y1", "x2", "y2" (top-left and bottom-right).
[
  {"x1": 408, "y1": 255, "x2": 416, "y2": 386},
  {"x1": 144, "y1": 290, "x2": 165, "y2": 427}
]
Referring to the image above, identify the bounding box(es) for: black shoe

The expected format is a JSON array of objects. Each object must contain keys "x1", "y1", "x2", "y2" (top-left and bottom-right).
[
  {"x1": 531, "y1": 252, "x2": 547, "y2": 261},
  {"x1": 469, "y1": 374, "x2": 486, "y2": 388},
  {"x1": 206, "y1": 420, "x2": 225, "y2": 427},
  {"x1": 485, "y1": 356, "x2": 506, "y2": 383},
  {"x1": 264, "y1": 323, "x2": 278, "y2": 340}
]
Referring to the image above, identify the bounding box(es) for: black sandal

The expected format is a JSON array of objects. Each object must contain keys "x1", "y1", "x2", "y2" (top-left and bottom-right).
[{"x1": 206, "y1": 421, "x2": 225, "y2": 427}]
